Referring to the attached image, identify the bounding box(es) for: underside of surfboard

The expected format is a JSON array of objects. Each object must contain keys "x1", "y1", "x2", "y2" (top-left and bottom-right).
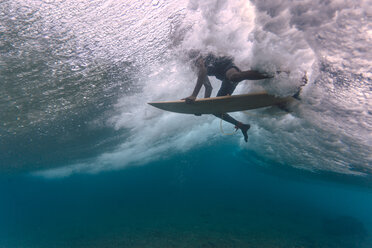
[{"x1": 148, "y1": 92, "x2": 295, "y2": 115}]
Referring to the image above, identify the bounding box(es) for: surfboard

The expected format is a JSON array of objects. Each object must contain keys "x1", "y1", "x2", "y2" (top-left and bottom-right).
[{"x1": 148, "y1": 92, "x2": 294, "y2": 115}]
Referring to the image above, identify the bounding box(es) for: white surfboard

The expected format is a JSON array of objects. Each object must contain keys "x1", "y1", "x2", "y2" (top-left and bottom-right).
[{"x1": 148, "y1": 92, "x2": 294, "y2": 115}]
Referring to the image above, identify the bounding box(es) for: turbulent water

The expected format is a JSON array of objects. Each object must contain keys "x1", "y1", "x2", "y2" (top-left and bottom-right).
[{"x1": 1, "y1": 0, "x2": 372, "y2": 247}]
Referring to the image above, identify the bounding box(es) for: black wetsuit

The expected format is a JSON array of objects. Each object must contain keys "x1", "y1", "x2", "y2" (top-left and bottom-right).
[{"x1": 203, "y1": 53, "x2": 241, "y2": 96}]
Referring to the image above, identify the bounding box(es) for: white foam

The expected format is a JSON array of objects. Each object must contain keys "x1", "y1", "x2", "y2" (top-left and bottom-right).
[{"x1": 35, "y1": 0, "x2": 372, "y2": 178}]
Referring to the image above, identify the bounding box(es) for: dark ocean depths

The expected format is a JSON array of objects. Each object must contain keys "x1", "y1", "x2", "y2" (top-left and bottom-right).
[{"x1": 1, "y1": 0, "x2": 372, "y2": 247}]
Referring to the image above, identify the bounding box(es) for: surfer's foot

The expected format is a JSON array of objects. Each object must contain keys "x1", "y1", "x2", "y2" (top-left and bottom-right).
[
  {"x1": 293, "y1": 72, "x2": 308, "y2": 100},
  {"x1": 263, "y1": 70, "x2": 289, "y2": 79},
  {"x1": 236, "y1": 122, "x2": 251, "y2": 142}
]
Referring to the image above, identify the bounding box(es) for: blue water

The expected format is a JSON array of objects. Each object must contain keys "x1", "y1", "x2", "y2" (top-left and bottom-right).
[
  {"x1": 1, "y1": 141, "x2": 372, "y2": 247},
  {"x1": 1, "y1": 0, "x2": 372, "y2": 247}
]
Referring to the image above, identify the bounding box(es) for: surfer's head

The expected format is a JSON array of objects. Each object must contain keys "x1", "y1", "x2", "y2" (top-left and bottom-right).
[{"x1": 187, "y1": 49, "x2": 201, "y2": 60}]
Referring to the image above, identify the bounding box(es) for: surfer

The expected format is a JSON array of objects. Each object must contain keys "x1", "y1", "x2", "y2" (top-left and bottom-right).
[{"x1": 183, "y1": 51, "x2": 273, "y2": 142}]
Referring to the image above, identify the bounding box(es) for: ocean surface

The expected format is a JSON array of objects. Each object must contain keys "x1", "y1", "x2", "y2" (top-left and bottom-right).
[{"x1": 1, "y1": 0, "x2": 372, "y2": 247}]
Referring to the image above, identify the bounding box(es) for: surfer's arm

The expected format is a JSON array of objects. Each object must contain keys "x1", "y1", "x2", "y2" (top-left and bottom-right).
[
  {"x1": 183, "y1": 58, "x2": 208, "y2": 103},
  {"x1": 203, "y1": 77, "x2": 212, "y2": 98},
  {"x1": 191, "y1": 58, "x2": 208, "y2": 97}
]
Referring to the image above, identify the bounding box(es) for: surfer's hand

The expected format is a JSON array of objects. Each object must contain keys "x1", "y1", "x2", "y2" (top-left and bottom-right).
[{"x1": 182, "y1": 95, "x2": 196, "y2": 104}]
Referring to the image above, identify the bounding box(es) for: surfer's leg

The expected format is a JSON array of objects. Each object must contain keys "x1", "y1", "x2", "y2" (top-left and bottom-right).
[
  {"x1": 216, "y1": 79, "x2": 238, "y2": 97},
  {"x1": 213, "y1": 113, "x2": 250, "y2": 142},
  {"x1": 213, "y1": 113, "x2": 238, "y2": 126},
  {"x1": 215, "y1": 79, "x2": 249, "y2": 142},
  {"x1": 226, "y1": 68, "x2": 273, "y2": 83}
]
